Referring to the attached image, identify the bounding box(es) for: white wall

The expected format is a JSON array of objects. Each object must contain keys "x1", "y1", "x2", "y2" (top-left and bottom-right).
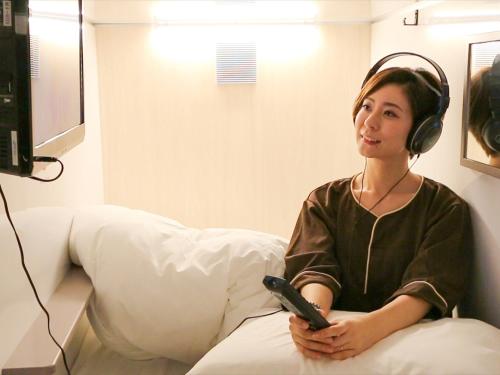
[
  {"x1": 0, "y1": 19, "x2": 104, "y2": 368},
  {"x1": 370, "y1": 0, "x2": 500, "y2": 327},
  {"x1": 96, "y1": 23, "x2": 369, "y2": 239}
]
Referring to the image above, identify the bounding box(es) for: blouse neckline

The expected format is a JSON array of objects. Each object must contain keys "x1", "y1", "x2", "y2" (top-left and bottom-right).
[{"x1": 349, "y1": 173, "x2": 425, "y2": 219}]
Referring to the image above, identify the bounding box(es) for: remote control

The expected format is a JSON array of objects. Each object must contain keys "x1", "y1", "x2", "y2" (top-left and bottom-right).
[{"x1": 263, "y1": 275, "x2": 331, "y2": 331}]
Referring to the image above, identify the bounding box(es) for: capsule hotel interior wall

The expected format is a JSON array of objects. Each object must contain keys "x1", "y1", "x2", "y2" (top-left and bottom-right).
[{"x1": 96, "y1": 4, "x2": 371, "y2": 239}]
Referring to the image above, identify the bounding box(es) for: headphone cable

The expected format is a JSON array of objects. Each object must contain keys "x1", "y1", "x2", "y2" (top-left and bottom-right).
[{"x1": 357, "y1": 154, "x2": 421, "y2": 220}]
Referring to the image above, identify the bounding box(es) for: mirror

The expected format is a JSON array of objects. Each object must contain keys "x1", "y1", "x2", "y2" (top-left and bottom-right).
[{"x1": 461, "y1": 31, "x2": 500, "y2": 178}]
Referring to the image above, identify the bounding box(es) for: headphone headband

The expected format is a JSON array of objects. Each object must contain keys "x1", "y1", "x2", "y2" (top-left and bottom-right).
[{"x1": 362, "y1": 52, "x2": 450, "y2": 115}]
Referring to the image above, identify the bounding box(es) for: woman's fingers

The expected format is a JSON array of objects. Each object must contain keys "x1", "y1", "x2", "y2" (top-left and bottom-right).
[
  {"x1": 289, "y1": 323, "x2": 333, "y2": 344},
  {"x1": 312, "y1": 320, "x2": 348, "y2": 340},
  {"x1": 291, "y1": 332, "x2": 335, "y2": 354},
  {"x1": 289, "y1": 315, "x2": 334, "y2": 341},
  {"x1": 330, "y1": 334, "x2": 349, "y2": 349},
  {"x1": 290, "y1": 315, "x2": 376, "y2": 361}
]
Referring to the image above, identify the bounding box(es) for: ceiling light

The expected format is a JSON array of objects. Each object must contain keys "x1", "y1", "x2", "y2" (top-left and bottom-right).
[{"x1": 152, "y1": 1, "x2": 318, "y2": 24}]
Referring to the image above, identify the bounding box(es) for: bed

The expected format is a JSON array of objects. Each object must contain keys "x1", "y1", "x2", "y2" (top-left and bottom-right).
[{"x1": 2, "y1": 205, "x2": 499, "y2": 375}]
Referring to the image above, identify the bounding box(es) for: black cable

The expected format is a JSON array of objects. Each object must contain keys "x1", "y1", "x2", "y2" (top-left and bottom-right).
[
  {"x1": 29, "y1": 157, "x2": 64, "y2": 182},
  {"x1": 228, "y1": 308, "x2": 284, "y2": 337},
  {"x1": 357, "y1": 154, "x2": 421, "y2": 220},
  {"x1": 0, "y1": 184, "x2": 71, "y2": 375}
]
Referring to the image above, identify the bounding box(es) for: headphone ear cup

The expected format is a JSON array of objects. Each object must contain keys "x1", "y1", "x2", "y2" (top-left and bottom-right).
[
  {"x1": 481, "y1": 118, "x2": 500, "y2": 153},
  {"x1": 407, "y1": 116, "x2": 443, "y2": 154}
]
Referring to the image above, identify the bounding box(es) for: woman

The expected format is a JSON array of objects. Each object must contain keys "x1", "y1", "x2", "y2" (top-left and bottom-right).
[{"x1": 285, "y1": 65, "x2": 472, "y2": 360}]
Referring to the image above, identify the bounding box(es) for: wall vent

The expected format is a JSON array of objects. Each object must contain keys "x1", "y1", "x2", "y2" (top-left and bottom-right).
[{"x1": 216, "y1": 42, "x2": 256, "y2": 84}]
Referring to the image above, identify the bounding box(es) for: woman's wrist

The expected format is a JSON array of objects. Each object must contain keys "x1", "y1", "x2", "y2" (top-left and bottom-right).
[
  {"x1": 300, "y1": 283, "x2": 334, "y2": 313},
  {"x1": 365, "y1": 309, "x2": 394, "y2": 343},
  {"x1": 367, "y1": 295, "x2": 432, "y2": 341}
]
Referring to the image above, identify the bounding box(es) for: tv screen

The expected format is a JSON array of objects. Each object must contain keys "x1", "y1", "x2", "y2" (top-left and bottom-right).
[{"x1": 0, "y1": 0, "x2": 84, "y2": 177}]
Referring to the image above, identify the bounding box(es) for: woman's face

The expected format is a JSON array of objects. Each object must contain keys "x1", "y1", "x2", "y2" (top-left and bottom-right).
[{"x1": 354, "y1": 83, "x2": 414, "y2": 160}]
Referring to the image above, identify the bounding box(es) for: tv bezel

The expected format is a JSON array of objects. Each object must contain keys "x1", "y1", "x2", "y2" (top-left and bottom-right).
[{"x1": 0, "y1": 0, "x2": 84, "y2": 177}]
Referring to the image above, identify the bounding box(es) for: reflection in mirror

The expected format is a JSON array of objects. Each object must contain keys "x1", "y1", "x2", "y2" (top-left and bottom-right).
[
  {"x1": 462, "y1": 32, "x2": 500, "y2": 178},
  {"x1": 469, "y1": 55, "x2": 500, "y2": 167}
]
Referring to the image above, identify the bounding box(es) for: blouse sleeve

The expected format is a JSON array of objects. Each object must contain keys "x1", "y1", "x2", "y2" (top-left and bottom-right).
[
  {"x1": 386, "y1": 200, "x2": 473, "y2": 318},
  {"x1": 284, "y1": 198, "x2": 342, "y2": 304}
]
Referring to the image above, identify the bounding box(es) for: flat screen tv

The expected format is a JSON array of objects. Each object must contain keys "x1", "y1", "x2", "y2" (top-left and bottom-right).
[{"x1": 0, "y1": 0, "x2": 84, "y2": 177}]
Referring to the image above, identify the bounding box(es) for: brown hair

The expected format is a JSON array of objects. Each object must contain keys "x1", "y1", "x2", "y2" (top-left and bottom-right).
[
  {"x1": 352, "y1": 67, "x2": 441, "y2": 154},
  {"x1": 468, "y1": 67, "x2": 496, "y2": 156}
]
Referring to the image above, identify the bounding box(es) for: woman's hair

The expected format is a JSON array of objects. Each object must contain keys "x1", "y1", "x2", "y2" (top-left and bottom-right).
[
  {"x1": 468, "y1": 66, "x2": 496, "y2": 156},
  {"x1": 352, "y1": 67, "x2": 441, "y2": 155}
]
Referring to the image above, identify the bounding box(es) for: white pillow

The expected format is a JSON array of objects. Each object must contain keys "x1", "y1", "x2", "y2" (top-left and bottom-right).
[
  {"x1": 188, "y1": 310, "x2": 500, "y2": 375},
  {"x1": 69, "y1": 205, "x2": 287, "y2": 364}
]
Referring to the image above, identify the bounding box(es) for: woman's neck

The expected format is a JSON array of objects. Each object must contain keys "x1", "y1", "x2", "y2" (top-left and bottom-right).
[{"x1": 358, "y1": 158, "x2": 418, "y2": 194}]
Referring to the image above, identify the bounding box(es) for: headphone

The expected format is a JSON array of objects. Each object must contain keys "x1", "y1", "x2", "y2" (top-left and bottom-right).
[
  {"x1": 482, "y1": 54, "x2": 500, "y2": 153},
  {"x1": 361, "y1": 52, "x2": 450, "y2": 155}
]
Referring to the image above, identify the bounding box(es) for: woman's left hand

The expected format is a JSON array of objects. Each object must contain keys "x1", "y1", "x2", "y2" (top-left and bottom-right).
[{"x1": 311, "y1": 315, "x2": 380, "y2": 360}]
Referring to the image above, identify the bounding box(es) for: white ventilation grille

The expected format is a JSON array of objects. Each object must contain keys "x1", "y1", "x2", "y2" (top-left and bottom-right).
[
  {"x1": 216, "y1": 42, "x2": 256, "y2": 84},
  {"x1": 29, "y1": 34, "x2": 40, "y2": 79}
]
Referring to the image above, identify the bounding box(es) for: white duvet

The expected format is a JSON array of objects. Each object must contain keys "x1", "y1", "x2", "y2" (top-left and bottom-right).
[{"x1": 69, "y1": 205, "x2": 287, "y2": 364}]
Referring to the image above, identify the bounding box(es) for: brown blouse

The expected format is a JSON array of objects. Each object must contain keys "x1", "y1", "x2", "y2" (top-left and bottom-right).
[{"x1": 284, "y1": 176, "x2": 472, "y2": 318}]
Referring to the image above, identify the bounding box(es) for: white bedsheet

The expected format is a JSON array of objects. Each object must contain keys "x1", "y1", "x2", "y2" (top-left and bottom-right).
[{"x1": 72, "y1": 325, "x2": 192, "y2": 375}]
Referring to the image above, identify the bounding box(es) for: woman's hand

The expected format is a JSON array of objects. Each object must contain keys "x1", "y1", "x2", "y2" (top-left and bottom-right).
[
  {"x1": 289, "y1": 309, "x2": 336, "y2": 359},
  {"x1": 290, "y1": 295, "x2": 431, "y2": 360},
  {"x1": 311, "y1": 315, "x2": 380, "y2": 360},
  {"x1": 289, "y1": 313, "x2": 380, "y2": 360}
]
